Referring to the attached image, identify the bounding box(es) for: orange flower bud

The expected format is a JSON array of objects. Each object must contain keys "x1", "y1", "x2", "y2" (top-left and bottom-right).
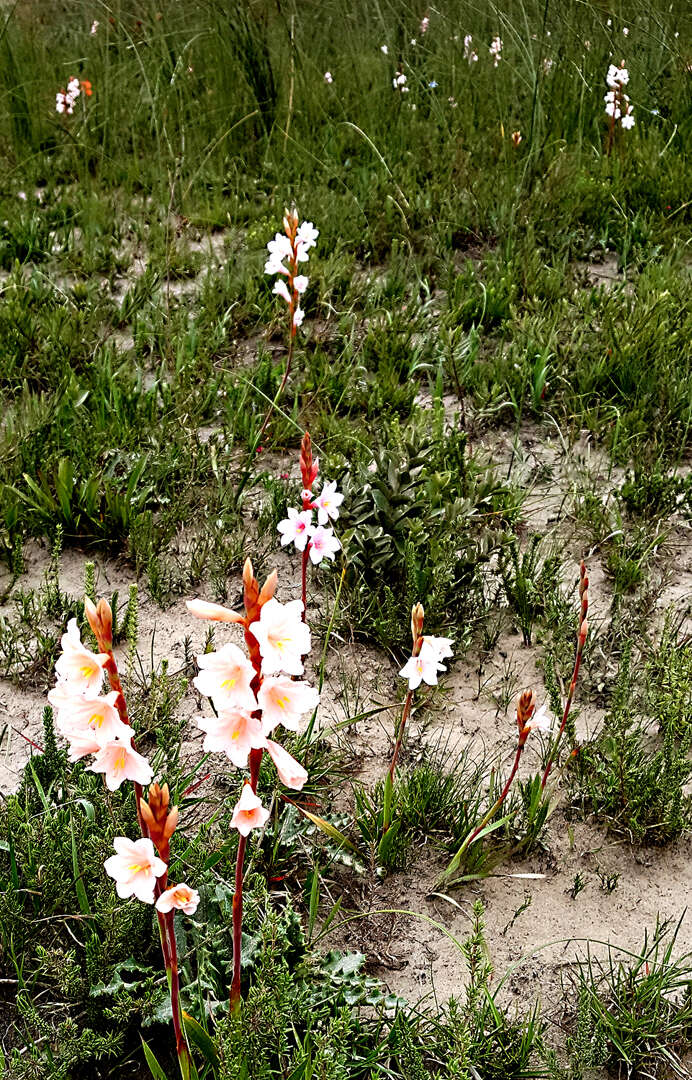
[{"x1": 258, "y1": 569, "x2": 278, "y2": 608}]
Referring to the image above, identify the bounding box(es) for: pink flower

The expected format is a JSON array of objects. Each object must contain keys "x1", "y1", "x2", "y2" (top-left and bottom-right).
[
  {"x1": 265, "y1": 739, "x2": 308, "y2": 790},
  {"x1": 277, "y1": 507, "x2": 313, "y2": 551},
  {"x1": 231, "y1": 782, "x2": 271, "y2": 836},
  {"x1": 248, "y1": 597, "x2": 311, "y2": 676},
  {"x1": 293, "y1": 275, "x2": 309, "y2": 294},
  {"x1": 186, "y1": 599, "x2": 244, "y2": 623},
  {"x1": 193, "y1": 643, "x2": 257, "y2": 711},
  {"x1": 63, "y1": 728, "x2": 104, "y2": 762},
  {"x1": 89, "y1": 739, "x2": 153, "y2": 791},
  {"x1": 307, "y1": 525, "x2": 341, "y2": 565},
  {"x1": 50, "y1": 688, "x2": 129, "y2": 744},
  {"x1": 257, "y1": 676, "x2": 319, "y2": 734},
  {"x1": 293, "y1": 306, "x2": 305, "y2": 329},
  {"x1": 197, "y1": 709, "x2": 266, "y2": 767},
  {"x1": 312, "y1": 480, "x2": 344, "y2": 525},
  {"x1": 104, "y1": 837, "x2": 167, "y2": 903},
  {"x1": 155, "y1": 883, "x2": 200, "y2": 915},
  {"x1": 54, "y1": 619, "x2": 108, "y2": 696}
]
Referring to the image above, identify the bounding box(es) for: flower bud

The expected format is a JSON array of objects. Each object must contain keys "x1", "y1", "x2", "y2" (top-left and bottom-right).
[
  {"x1": 258, "y1": 569, "x2": 278, "y2": 608},
  {"x1": 411, "y1": 602, "x2": 424, "y2": 644},
  {"x1": 83, "y1": 594, "x2": 113, "y2": 650},
  {"x1": 517, "y1": 689, "x2": 536, "y2": 730}
]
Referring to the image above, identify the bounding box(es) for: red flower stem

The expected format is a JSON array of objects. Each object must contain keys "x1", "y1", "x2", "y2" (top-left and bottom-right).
[
  {"x1": 301, "y1": 545, "x2": 310, "y2": 623},
  {"x1": 464, "y1": 741, "x2": 524, "y2": 851},
  {"x1": 230, "y1": 747, "x2": 263, "y2": 1012},
  {"x1": 100, "y1": 644, "x2": 182, "y2": 1049},
  {"x1": 165, "y1": 910, "x2": 190, "y2": 1074},
  {"x1": 541, "y1": 638, "x2": 585, "y2": 790},
  {"x1": 256, "y1": 239, "x2": 299, "y2": 445},
  {"x1": 102, "y1": 654, "x2": 147, "y2": 841}
]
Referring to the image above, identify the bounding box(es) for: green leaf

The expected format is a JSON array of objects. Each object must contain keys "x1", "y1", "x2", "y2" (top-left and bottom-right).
[
  {"x1": 141, "y1": 1037, "x2": 170, "y2": 1080},
  {"x1": 291, "y1": 804, "x2": 357, "y2": 853},
  {"x1": 182, "y1": 1012, "x2": 219, "y2": 1072},
  {"x1": 377, "y1": 819, "x2": 400, "y2": 864},
  {"x1": 382, "y1": 771, "x2": 393, "y2": 832},
  {"x1": 70, "y1": 814, "x2": 91, "y2": 919},
  {"x1": 27, "y1": 760, "x2": 50, "y2": 812}
]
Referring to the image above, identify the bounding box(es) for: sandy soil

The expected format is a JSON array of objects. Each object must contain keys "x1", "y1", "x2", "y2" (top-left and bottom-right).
[{"x1": 2, "y1": 425, "x2": 692, "y2": 1044}]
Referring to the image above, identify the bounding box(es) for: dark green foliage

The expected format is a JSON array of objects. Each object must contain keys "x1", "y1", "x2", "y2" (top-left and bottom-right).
[
  {"x1": 570, "y1": 918, "x2": 692, "y2": 1078},
  {"x1": 337, "y1": 412, "x2": 518, "y2": 647}
]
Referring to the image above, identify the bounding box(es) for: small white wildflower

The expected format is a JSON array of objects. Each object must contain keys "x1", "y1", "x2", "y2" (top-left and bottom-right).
[{"x1": 324, "y1": 71, "x2": 333, "y2": 84}]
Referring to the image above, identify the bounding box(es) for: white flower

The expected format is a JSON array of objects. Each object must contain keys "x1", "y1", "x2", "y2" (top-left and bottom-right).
[
  {"x1": 381, "y1": 44, "x2": 389, "y2": 55},
  {"x1": 264, "y1": 232, "x2": 292, "y2": 275},
  {"x1": 523, "y1": 703, "x2": 554, "y2": 735},
  {"x1": 104, "y1": 837, "x2": 166, "y2": 904},
  {"x1": 307, "y1": 525, "x2": 341, "y2": 564},
  {"x1": 277, "y1": 507, "x2": 313, "y2": 551},
  {"x1": 90, "y1": 19, "x2": 99, "y2": 33},
  {"x1": 293, "y1": 274, "x2": 309, "y2": 294},
  {"x1": 420, "y1": 16, "x2": 429, "y2": 33},
  {"x1": 623, "y1": 27, "x2": 629, "y2": 36},
  {"x1": 324, "y1": 71, "x2": 333, "y2": 84},
  {"x1": 293, "y1": 306, "x2": 305, "y2": 329},
  {"x1": 420, "y1": 635, "x2": 454, "y2": 664},
  {"x1": 312, "y1": 480, "x2": 344, "y2": 525},
  {"x1": 489, "y1": 35, "x2": 502, "y2": 66},
  {"x1": 621, "y1": 111, "x2": 635, "y2": 129},
  {"x1": 399, "y1": 653, "x2": 438, "y2": 690},
  {"x1": 258, "y1": 676, "x2": 319, "y2": 735},
  {"x1": 50, "y1": 688, "x2": 130, "y2": 744},
  {"x1": 198, "y1": 709, "x2": 265, "y2": 768},
  {"x1": 248, "y1": 597, "x2": 311, "y2": 676},
  {"x1": 296, "y1": 220, "x2": 319, "y2": 254},
  {"x1": 273, "y1": 278, "x2": 291, "y2": 304},
  {"x1": 193, "y1": 643, "x2": 257, "y2": 711}
]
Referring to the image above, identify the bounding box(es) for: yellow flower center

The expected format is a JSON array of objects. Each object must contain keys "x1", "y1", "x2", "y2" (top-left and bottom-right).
[
  {"x1": 114, "y1": 750, "x2": 127, "y2": 771},
  {"x1": 128, "y1": 862, "x2": 147, "y2": 873},
  {"x1": 221, "y1": 676, "x2": 237, "y2": 689},
  {"x1": 81, "y1": 664, "x2": 95, "y2": 677},
  {"x1": 90, "y1": 713, "x2": 104, "y2": 728}
]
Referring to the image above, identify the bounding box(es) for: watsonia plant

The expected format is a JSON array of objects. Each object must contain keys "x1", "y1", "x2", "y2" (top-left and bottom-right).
[
  {"x1": 47, "y1": 597, "x2": 194, "y2": 1077},
  {"x1": 186, "y1": 559, "x2": 316, "y2": 1009}
]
